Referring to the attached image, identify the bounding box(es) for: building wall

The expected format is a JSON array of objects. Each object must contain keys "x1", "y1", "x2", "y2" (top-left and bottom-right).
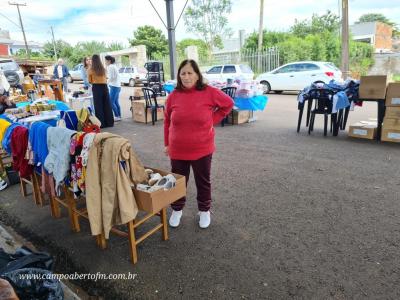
[
  {"x1": 374, "y1": 22, "x2": 392, "y2": 51},
  {"x1": 0, "y1": 44, "x2": 9, "y2": 55}
]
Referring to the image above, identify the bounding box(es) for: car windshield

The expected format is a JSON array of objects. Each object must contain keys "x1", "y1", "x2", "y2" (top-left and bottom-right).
[
  {"x1": 0, "y1": 60, "x2": 19, "y2": 71},
  {"x1": 239, "y1": 65, "x2": 253, "y2": 73}
]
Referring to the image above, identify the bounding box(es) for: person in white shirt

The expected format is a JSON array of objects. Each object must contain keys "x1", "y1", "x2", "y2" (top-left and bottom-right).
[
  {"x1": 52, "y1": 58, "x2": 69, "y2": 93},
  {"x1": 105, "y1": 55, "x2": 122, "y2": 121}
]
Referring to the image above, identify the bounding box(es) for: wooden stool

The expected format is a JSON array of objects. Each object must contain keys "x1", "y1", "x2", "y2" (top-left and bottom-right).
[
  {"x1": 20, "y1": 172, "x2": 44, "y2": 206},
  {"x1": 52, "y1": 185, "x2": 169, "y2": 264}
]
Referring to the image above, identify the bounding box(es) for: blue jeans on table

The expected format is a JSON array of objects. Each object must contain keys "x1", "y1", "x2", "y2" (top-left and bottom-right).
[{"x1": 109, "y1": 85, "x2": 121, "y2": 118}]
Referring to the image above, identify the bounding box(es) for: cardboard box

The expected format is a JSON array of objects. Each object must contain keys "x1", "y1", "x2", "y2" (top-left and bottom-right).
[
  {"x1": 381, "y1": 129, "x2": 400, "y2": 143},
  {"x1": 227, "y1": 110, "x2": 251, "y2": 124},
  {"x1": 131, "y1": 99, "x2": 165, "y2": 123},
  {"x1": 383, "y1": 117, "x2": 400, "y2": 130},
  {"x1": 133, "y1": 168, "x2": 186, "y2": 214},
  {"x1": 359, "y1": 75, "x2": 388, "y2": 99},
  {"x1": 133, "y1": 87, "x2": 144, "y2": 100},
  {"x1": 385, "y1": 82, "x2": 400, "y2": 107},
  {"x1": 385, "y1": 107, "x2": 400, "y2": 119},
  {"x1": 348, "y1": 122, "x2": 377, "y2": 140}
]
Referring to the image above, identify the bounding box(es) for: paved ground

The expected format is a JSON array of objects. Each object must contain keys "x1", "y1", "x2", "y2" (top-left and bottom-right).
[{"x1": 0, "y1": 84, "x2": 399, "y2": 299}]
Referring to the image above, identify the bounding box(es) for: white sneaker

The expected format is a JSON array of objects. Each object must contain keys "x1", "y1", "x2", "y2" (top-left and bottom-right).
[
  {"x1": 198, "y1": 211, "x2": 211, "y2": 229},
  {"x1": 169, "y1": 209, "x2": 182, "y2": 227},
  {"x1": 114, "y1": 117, "x2": 121, "y2": 122},
  {"x1": 0, "y1": 179, "x2": 8, "y2": 191}
]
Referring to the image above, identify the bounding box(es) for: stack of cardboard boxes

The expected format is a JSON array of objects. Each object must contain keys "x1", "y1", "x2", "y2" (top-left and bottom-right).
[
  {"x1": 348, "y1": 75, "x2": 388, "y2": 140},
  {"x1": 382, "y1": 83, "x2": 400, "y2": 143}
]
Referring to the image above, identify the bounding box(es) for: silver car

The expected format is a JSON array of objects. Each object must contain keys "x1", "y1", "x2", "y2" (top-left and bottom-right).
[
  {"x1": 67, "y1": 63, "x2": 83, "y2": 83},
  {"x1": 0, "y1": 58, "x2": 24, "y2": 87}
]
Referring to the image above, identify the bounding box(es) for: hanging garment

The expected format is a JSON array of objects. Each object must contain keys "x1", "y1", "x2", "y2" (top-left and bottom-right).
[
  {"x1": 44, "y1": 127, "x2": 76, "y2": 192},
  {"x1": 86, "y1": 133, "x2": 147, "y2": 239},
  {"x1": 11, "y1": 126, "x2": 32, "y2": 179}
]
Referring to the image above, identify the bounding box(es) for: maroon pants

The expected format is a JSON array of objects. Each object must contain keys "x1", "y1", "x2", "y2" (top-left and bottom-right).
[{"x1": 170, "y1": 154, "x2": 212, "y2": 212}]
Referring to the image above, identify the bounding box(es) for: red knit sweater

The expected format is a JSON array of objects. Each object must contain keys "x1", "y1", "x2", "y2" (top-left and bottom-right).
[{"x1": 164, "y1": 85, "x2": 234, "y2": 160}]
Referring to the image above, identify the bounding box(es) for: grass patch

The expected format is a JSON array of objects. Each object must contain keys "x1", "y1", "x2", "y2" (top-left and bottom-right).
[{"x1": 393, "y1": 74, "x2": 400, "y2": 82}]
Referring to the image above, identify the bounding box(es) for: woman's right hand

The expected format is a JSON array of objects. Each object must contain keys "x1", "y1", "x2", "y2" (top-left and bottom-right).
[{"x1": 164, "y1": 146, "x2": 169, "y2": 157}]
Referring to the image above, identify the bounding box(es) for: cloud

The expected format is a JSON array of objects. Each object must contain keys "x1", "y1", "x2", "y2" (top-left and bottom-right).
[{"x1": 0, "y1": 0, "x2": 399, "y2": 46}]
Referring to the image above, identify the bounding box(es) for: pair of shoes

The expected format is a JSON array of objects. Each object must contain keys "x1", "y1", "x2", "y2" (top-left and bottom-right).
[
  {"x1": 0, "y1": 179, "x2": 8, "y2": 191},
  {"x1": 169, "y1": 209, "x2": 182, "y2": 227},
  {"x1": 114, "y1": 116, "x2": 122, "y2": 121},
  {"x1": 168, "y1": 210, "x2": 211, "y2": 228},
  {"x1": 198, "y1": 211, "x2": 211, "y2": 229}
]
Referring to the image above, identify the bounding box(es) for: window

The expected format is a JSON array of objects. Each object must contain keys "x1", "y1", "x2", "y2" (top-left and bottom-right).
[
  {"x1": 302, "y1": 63, "x2": 320, "y2": 71},
  {"x1": 274, "y1": 65, "x2": 295, "y2": 74},
  {"x1": 207, "y1": 66, "x2": 222, "y2": 74},
  {"x1": 223, "y1": 65, "x2": 236, "y2": 73},
  {"x1": 239, "y1": 65, "x2": 253, "y2": 73},
  {"x1": 125, "y1": 68, "x2": 133, "y2": 73},
  {"x1": 0, "y1": 60, "x2": 19, "y2": 71},
  {"x1": 119, "y1": 68, "x2": 125, "y2": 73}
]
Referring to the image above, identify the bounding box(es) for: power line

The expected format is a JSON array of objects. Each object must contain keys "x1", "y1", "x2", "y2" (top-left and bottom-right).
[{"x1": 0, "y1": 11, "x2": 20, "y2": 28}]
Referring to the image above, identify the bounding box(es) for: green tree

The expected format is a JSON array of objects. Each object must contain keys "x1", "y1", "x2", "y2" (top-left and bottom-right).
[
  {"x1": 356, "y1": 13, "x2": 399, "y2": 37},
  {"x1": 243, "y1": 31, "x2": 290, "y2": 51},
  {"x1": 184, "y1": 0, "x2": 233, "y2": 51},
  {"x1": 176, "y1": 38, "x2": 209, "y2": 58},
  {"x1": 291, "y1": 10, "x2": 340, "y2": 38},
  {"x1": 42, "y1": 39, "x2": 73, "y2": 60},
  {"x1": 128, "y1": 25, "x2": 168, "y2": 57},
  {"x1": 107, "y1": 42, "x2": 124, "y2": 52}
]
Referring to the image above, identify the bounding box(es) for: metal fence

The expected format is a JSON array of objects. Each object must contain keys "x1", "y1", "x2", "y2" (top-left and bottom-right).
[{"x1": 148, "y1": 47, "x2": 280, "y2": 79}]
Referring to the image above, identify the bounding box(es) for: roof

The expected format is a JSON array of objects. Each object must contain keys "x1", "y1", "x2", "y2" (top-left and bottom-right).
[
  {"x1": 0, "y1": 38, "x2": 13, "y2": 45},
  {"x1": 350, "y1": 22, "x2": 377, "y2": 36}
]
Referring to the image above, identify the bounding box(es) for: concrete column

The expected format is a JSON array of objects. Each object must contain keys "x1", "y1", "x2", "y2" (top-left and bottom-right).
[{"x1": 135, "y1": 45, "x2": 147, "y2": 67}]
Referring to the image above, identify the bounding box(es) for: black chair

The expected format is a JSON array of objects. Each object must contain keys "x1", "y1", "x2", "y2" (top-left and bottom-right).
[
  {"x1": 221, "y1": 87, "x2": 237, "y2": 126},
  {"x1": 308, "y1": 89, "x2": 338, "y2": 136},
  {"x1": 141, "y1": 87, "x2": 165, "y2": 125}
]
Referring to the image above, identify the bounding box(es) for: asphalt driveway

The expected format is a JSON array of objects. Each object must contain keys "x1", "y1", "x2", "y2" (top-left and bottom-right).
[{"x1": 0, "y1": 86, "x2": 399, "y2": 299}]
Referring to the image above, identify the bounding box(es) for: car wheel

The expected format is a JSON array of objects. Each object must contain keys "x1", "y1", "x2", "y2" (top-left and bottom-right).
[
  {"x1": 128, "y1": 79, "x2": 135, "y2": 87},
  {"x1": 67, "y1": 75, "x2": 73, "y2": 83},
  {"x1": 260, "y1": 81, "x2": 271, "y2": 94},
  {"x1": 274, "y1": 90, "x2": 283, "y2": 94}
]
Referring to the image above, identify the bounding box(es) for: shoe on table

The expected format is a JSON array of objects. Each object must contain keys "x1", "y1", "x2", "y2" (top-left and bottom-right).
[
  {"x1": 198, "y1": 211, "x2": 211, "y2": 229},
  {"x1": 0, "y1": 179, "x2": 8, "y2": 191},
  {"x1": 169, "y1": 209, "x2": 182, "y2": 227}
]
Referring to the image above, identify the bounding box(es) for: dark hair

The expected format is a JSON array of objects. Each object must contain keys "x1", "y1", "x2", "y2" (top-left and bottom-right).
[
  {"x1": 105, "y1": 55, "x2": 115, "y2": 64},
  {"x1": 91, "y1": 54, "x2": 106, "y2": 76},
  {"x1": 176, "y1": 59, "x2": 206, "y2": 91},
  {"x1": 82, "y1": 57, "x2": 90, "y2": 68}
]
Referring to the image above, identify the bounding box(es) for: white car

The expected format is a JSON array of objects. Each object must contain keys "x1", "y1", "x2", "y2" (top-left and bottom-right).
[
  {"x1": 203, "y1": 64, "x2": 254, "y2": 82},
  {"x1": 68, "y1": 63, "x2": 83, "y2": 83},
  {"x1": 119, "y1": 66, "x2": 147, "y2": 87},
  {"x1": 256, "y1": 61, "x2": 342, "y2": 94}
]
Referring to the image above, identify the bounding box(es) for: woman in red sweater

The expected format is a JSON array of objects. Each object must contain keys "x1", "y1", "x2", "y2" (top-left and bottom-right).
[{"x1": 164, "y1": 59, "x2": 234, "y2": 229}]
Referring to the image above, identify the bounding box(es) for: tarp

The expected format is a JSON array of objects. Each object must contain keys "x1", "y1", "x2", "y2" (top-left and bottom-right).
[{"x1": 234, "y1": 95, "x2": 268, "y2": 111}]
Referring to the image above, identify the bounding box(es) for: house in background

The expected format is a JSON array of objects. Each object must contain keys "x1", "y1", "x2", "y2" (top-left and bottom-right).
[
  {"x1": 0, "y1": 28, "x2": 43, "y2": 56},
  {"x1": 0, "y1": 29, "x2": 13, "y2": 55},
  {"x1": 350, "y1": 21, "x2": 393, "y2": 53}
]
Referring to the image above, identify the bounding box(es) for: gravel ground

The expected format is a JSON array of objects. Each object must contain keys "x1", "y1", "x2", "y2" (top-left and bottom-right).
[{"x1": 0, "y1": 84, "x2": 399, "y2": 299}]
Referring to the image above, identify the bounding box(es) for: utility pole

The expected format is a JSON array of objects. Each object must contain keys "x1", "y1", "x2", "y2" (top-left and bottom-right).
[
  {"x1": 257, "y1": 0, "x2": 264, "y2": 72},
  {"x1": 50, "y1": 26, "x2": 58, "y2": 60},
  {"x1": 165, "y1": 0, "x2": 177, "y2": 80},
  {"x1": 341, "y1": 0, "x2": 349, "y2": 79},
  {"x1": 9, "y1": 1, "x2": 29, "y2": 59}
]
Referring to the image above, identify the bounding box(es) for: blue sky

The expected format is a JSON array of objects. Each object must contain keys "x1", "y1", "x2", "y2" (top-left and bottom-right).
[{"x1": 0, "y1": 0, "x2": 399, "y2": 46}]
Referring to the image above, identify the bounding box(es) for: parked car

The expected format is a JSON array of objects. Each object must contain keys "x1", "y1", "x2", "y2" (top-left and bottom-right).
[
  {"x1": 0, "y1": 58, "x2": 24, "y2": 87},
  {"x1": 119, "y1": 66, "x2": 147, "y2": 87},
  {"x1": 67, "y1": 63, "x2": 83, "y2": 83},
  {"x1": 256, "y1": 61, "x2": 342, "y2": 94},
  {"x1": 203, "y1": 64, "x2": 254, "y2": 82}
]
